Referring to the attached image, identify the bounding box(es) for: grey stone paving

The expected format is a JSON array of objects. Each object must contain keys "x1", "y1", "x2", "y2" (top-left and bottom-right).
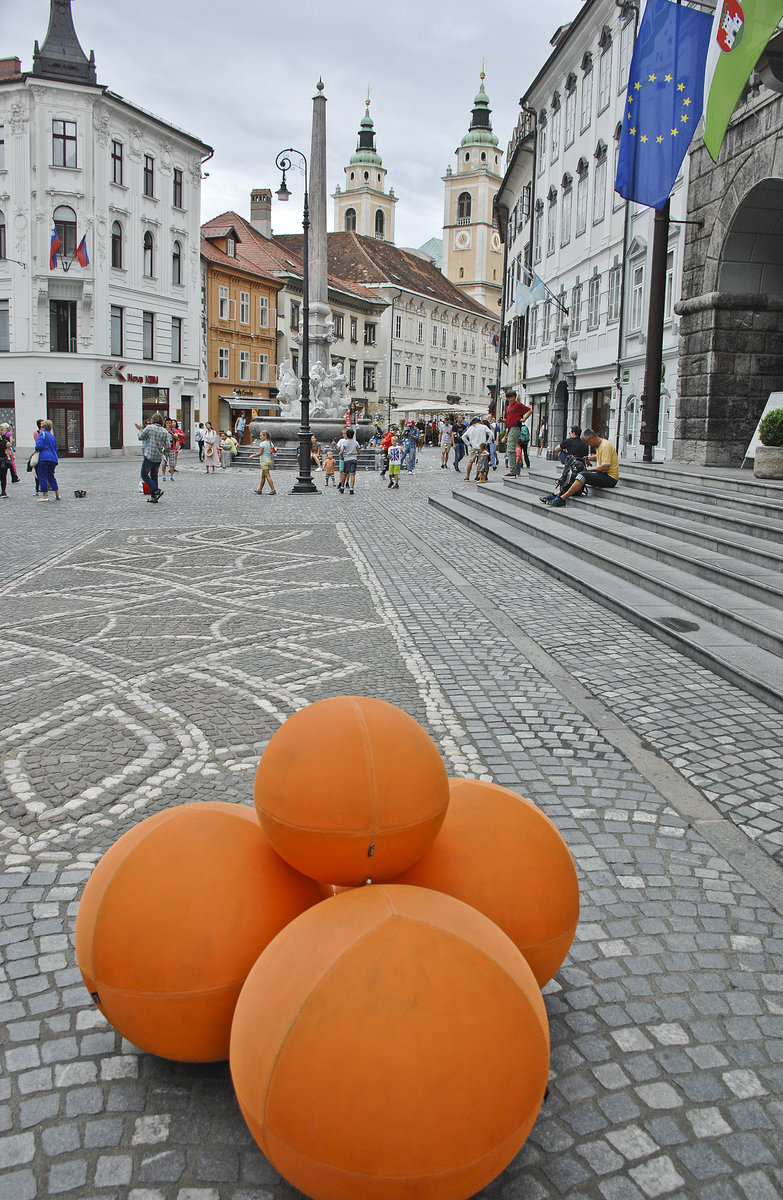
[{"x1": 1, "y1": 450, "x2": 782, "y2": 1199}]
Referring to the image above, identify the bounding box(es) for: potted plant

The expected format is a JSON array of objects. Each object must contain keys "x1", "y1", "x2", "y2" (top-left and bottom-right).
[{"x1": 754, "y1": 408, "x2": 783, "y2": 479}]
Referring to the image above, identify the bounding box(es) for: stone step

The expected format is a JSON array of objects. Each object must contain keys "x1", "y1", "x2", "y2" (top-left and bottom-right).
[
  {"x1": 619, "y1": 460, "x2": 783, "y2": 501},
  {"x1": 507, "y1": 475, "x2": 783, "y2": 597},
  {"x1": 526, "y1": 462, "x2": 783, "y2": 545},
  {"x1": 429, "y1": 474, "x2": 783, "y2": 714},
  {"x1": 234, "y1": 447, "x2": 379, "y2": 471}
]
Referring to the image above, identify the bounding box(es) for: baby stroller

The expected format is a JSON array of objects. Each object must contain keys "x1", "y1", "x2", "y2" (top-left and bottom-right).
[{"x1": 555, "y1": 453, "x2": 589, "y2": 497}]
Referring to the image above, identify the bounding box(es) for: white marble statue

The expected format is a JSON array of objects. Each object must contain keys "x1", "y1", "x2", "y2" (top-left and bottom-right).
[{"x1": 277, "y1": 357, "x2": 300, "y2": 417}]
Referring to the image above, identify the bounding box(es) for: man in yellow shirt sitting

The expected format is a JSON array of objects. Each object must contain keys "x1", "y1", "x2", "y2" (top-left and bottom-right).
[{"x1": 541, "y1": 429, "x2": 619, "y2": 508}]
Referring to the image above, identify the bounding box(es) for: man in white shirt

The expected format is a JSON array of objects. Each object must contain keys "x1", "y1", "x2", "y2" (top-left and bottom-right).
[{"x1": 462, "y1": 418, "x2": 492, "y2": 481}]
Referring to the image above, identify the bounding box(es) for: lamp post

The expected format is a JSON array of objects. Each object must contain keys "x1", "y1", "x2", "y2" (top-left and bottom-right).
[{"x1": 275, "y1": 148, "x2": 318, "y2": 494}]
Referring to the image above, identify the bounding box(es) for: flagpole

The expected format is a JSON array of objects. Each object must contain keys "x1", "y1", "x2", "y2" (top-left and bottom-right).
[{"x1": 639, "y1": 197, "x2": 670, "y2": 462}]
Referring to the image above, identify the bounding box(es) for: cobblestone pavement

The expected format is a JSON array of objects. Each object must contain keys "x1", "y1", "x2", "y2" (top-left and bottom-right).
[{"x1": 1, "y1": 450, "x2": 782, "y2": 1200}]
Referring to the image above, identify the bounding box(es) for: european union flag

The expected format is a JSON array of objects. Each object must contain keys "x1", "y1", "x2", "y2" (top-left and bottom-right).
[{"x1": 615, "y1": 0, "x2": 712, "y2": 209}]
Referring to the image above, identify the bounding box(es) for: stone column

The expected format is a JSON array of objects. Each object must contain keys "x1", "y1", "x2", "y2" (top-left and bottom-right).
[{"x1": 308, "y1": 80, "x2": 332, "y2": 377}]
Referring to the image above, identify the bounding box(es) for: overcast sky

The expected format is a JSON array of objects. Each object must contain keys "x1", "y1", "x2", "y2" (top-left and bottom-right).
[{"x1": 5, "y1": 0, "x2": 581, "y2": 248}]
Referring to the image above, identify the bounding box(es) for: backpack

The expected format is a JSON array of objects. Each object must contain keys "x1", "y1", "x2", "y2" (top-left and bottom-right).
[
  {"x1": 556, "y1": 453, "x2": 587, "y2": 494},
  {"x1": 519, "y1": 424, "x2": 531, "y2": 444}
]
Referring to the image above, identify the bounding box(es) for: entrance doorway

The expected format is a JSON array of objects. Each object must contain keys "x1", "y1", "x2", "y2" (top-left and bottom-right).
[
  {"x1": 47, "y1": 383, "x2": 84, "y2": 456},
  {"x1": 180, "y1": 396, "x2": 192, "y2": 449},
  {"x1": 142, "y1": 387, "x2": 170, "y2": 426},
  {"x1": 552, "y1": 380, "x2": 569, "y2": 443}
]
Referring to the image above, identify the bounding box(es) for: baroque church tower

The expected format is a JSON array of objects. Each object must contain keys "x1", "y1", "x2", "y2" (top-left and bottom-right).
[
  {"x1": 332, "y1": 100, "x2": 396, "y2": 243},
  {"x1": 441, "y1": 75, "x2": 503, "y2": 311}
]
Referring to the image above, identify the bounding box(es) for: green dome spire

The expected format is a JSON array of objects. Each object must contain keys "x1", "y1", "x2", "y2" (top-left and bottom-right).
[
  {"x1": 349, "y1": 99, "x2": 383, "y2": 168},
  {"x1": 460, "y1": 73, "x2": 499, "y2": 149}
]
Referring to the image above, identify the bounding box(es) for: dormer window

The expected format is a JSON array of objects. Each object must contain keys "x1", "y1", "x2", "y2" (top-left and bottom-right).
[{"x1": 226, "y1": 237, "x2": 236, "y2": 258}]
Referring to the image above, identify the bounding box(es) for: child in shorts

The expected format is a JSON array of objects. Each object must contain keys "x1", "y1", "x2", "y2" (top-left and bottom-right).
[
  {"x1": 386, "y1": 436, "x2": 402, "y2": 489},
  {"x1": 476, "y1": 443, "x2": 491, "y2": 483},
  {"x1": 323, "y1": 449, "x2": 336, "y2": 486}
]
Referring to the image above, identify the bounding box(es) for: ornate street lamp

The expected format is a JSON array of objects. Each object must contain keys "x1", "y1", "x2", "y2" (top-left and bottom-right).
[{"x1": 275, "y1": 148, "x2": 318, "y2": 494}]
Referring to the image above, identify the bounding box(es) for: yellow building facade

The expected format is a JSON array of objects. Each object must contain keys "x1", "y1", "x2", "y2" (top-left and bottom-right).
[{"x1": 201, "y1": 221, "x2": 281, "y2": 437}]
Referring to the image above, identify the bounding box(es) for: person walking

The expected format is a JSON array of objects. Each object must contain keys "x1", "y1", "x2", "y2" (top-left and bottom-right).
[
  {"x1": 234, "y1": 411, "x2": 247, "y2": 443},
  {"x1": 195, "y1": 422, "x2": 205, "y2": 462},
  {"x1": 30, "y1": 419, "x2": 45, "y2": 494},
  {"x1": 203, "y1": 422, "x2": 219, "y2": 473},
  {"x1": 386, "y1": 435, "x2": 402, "y2": 489},
  {"x1": 0, "y1": 423, "x2": 19, "y2": 485},
  {"x1": 537, "y1": 423, "x2": 546, "y2": 456},
  {"x1": 34, "y1": 420, "x2": 61, "y2": 502},
  {"x1": 337, "y1": 427, "x2": 359, "y2": 494},
  {"x1": 402, "y1": 424, "x2": 418, "y2": 473},
  {"x1": 0, "y1": 427, "x2": 12, "y2": 498},
  {"x1": 462, "y1": 417, "x2": 492, "y2": 482},
  {"x1": 248, "y1": 430, "x2": 277, "y2": 495},
  {"x1": 135, "y1": 413, "x2": 171, "y2": 502},
  {"x1": 439, "y1": 419, "x2": 454, "y2": 468}
]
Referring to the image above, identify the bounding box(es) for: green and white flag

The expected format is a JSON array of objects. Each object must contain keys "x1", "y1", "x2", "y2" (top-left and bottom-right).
[{"x1": 703, "y1": 0, "x2": 783, "y2": 161}]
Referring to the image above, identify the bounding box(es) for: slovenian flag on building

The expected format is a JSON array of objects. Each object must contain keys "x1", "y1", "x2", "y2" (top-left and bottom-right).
[
  {"x1": 49, "y1": 226, "x2": 60, "y2": 270},
  {"x1": 76, "y1": 235, "x2": 89, "y2": 267},
  {"x1": 491, "y1": 333, "x2": 499, "y2": 348},
  {"x1": 703, "y1": 0, "x2": 783, "y2": 162}
]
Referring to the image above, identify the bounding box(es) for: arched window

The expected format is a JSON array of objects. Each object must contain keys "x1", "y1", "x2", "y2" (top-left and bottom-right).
[
  {"x1": 143, "y1": 230, "x2": 154, "y2": 278},
  {"x1": 345, "y1": 208, "x2": 357, "y2": 232},
  {"x1": 172, "y1": 239, "x2": 182, "y2": 285},
  {"x1": 54, "y1": 205, "x2": 77, "y2": 259},
  {"x1": 374, "y1": 209, "x2": 385, "y2": 239},
  {"x1": 111, "y1": 220, "x2": 122, "y2": 269},
  {"x1": 0, "y1": 209, "x2": 6, "y2": 260},
  {"x1": 457, "y1": 192, "x2": 472, "y2": 223}
]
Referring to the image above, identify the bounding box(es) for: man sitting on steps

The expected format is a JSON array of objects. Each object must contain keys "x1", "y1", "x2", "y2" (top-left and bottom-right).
[{"x1": 540, "y1": 429, "x2": 619, "y2": 508}]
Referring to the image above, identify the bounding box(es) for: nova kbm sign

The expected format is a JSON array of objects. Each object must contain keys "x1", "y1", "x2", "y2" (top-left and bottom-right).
[{"x1": 102, "y1": 364, "x2": 159, "y2": 384}]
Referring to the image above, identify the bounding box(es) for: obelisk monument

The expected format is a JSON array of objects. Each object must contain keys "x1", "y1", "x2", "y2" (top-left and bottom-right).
[{"x1": 308, "y1": 80, "x2": 332, "y2": 377}]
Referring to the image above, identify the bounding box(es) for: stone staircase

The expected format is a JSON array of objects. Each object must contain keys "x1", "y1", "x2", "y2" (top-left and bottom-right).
[{"x1": 429, "y1": 460, "x2": 783, "y2": 713}]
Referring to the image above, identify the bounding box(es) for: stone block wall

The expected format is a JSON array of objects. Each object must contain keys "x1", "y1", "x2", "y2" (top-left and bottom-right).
[{"x1": 673, "y1": 88, "x2": 783, "y2": 465}]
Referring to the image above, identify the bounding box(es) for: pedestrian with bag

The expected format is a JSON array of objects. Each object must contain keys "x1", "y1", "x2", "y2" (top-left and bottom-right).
[
  {"x1": 34, "y1": 420, "x2": 61, "y2": 502},
  {"x1": 135, "y1": 413, "x2": 171, "y2": 503}
]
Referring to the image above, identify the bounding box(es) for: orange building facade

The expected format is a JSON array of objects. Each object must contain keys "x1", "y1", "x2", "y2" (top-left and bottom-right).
[{"x1": 201, "y1": 222, "x2": 281, "y2": 438}]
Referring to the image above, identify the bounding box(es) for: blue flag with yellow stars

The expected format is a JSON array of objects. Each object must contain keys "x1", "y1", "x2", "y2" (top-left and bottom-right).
[{"x1": 615, "y1": 0, "x2": 712, "y2": 209}]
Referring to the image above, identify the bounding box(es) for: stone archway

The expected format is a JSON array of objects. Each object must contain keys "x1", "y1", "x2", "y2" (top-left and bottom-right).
[{"x1": 672, "y1": 175, "x2": 783, "y2": 465}]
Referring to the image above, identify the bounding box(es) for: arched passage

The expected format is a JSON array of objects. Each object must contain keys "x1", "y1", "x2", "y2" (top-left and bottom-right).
[
  {"x1": 676, "y1": 174, "x2": 783, "y2": 464},
  {"x1": 718, "y1": 179, "x2": 783, "y2": 294}
]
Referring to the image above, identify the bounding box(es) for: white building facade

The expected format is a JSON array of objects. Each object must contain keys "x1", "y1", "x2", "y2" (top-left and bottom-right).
[
  {"x1": 0, "y1": 2, "x2": 211, "y2": 455},
  {"x1": 496, "y1": 0, "x2": 688, "y2": 459}
]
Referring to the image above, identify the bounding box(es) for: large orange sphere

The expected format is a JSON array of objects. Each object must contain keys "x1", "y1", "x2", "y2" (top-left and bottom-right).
[
  {"x1": 254, "y1": 696, "x2": 449, "y2": 885},
  {"x1": 394, "y1": 778, "x2": 579, "y2": 986},
  {"x1": 230, "y1": 884, "x2": 549, "y2": 1200},
  {"x1": 75, "y1": 802, "x2": 321, "y2": 1062}
]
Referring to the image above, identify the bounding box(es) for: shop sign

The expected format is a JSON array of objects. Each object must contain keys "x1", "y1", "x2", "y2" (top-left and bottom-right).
[{"x1": 101, "y1": 364, "x2": 159, "y2": 384}]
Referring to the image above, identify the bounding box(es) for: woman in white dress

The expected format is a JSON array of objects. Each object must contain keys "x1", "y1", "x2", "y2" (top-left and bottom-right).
[{"x1": 203, "y1": 422, "x2": 219, "y2": 473}]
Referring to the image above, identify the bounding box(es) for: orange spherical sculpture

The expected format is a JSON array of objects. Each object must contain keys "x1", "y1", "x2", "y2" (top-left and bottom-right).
[
  {"x1": 394, "y1": 778, "x2": 579, "y2": 986},
  {"x1": 75, "y1": 801, "x2": 321, "y2": 1062},
  {"x1": 254, "y1": 696, "x2": 449, "y2": 885},
  {"x1": 230, "y1": 884, "x2": 550, "y2": 1200}
]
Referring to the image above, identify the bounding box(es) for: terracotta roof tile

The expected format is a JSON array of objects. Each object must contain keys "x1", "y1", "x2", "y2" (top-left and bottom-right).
[
  {"x1": 274, "y1": 231, "x2": 496, "y2": 318},
  {"x1": 201, "y1": 212, "x2": 381, "y2": 305}
]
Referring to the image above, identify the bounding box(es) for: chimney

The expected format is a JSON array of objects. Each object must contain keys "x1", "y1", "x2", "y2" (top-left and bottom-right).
[
  {"x1": 249, "y1": 188, "x2": 272, "y2": 238},
  {"x1": 0, "y1": 57, "x2": 22, "y2": 78}
]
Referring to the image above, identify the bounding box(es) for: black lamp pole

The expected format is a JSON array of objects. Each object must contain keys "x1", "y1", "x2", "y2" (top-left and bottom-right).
[{"x1": 275, "y1": 148, "x2": 318, "y2": 494}]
